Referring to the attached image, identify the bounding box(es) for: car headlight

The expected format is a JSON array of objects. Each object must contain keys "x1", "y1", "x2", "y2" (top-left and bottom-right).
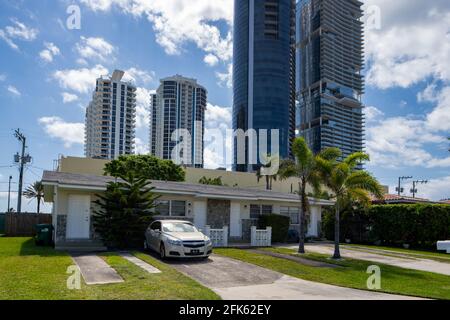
[
  {"x1": 167, "y1": 238, "x2": 183, "y2": 246},
  {"x1": 205, "y1": 238, "x2": 212, "y2": 246}
]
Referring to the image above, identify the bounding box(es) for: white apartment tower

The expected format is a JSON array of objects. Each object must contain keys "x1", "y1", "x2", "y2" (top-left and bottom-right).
[
  {"x1": 85, "y1": 70, "x2": 137, "y2": 159},
  {"x1": 150, "y1": 75, "x2": 207, "y2": 168}
]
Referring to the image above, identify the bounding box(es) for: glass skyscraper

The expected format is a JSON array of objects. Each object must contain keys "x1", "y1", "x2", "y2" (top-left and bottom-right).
[
  {"x1": 297, "y1": 0, "x2": 365, "y2": 159},
  {"x1": 233, "y1": 0, "x2": 296, "y2": 172}
]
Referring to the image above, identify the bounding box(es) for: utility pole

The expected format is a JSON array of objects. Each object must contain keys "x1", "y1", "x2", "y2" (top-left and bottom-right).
[
  {"x1": 396, "y1": 176, "x2": 412, "y2": 196},
  {"x1": 7, "y1": 175, "x2": 12, "y2": 212},
  {"x1": 411, "y1": 180, "x2": 428, "y2": 199},
  {"x1": 14, "y1": 129, "x2": 31, "y2": 214}
]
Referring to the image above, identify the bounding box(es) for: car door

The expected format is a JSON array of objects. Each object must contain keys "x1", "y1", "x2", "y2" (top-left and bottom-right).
[{"x1": 149, "y1": 221, "x2": 162, "y2": 250}]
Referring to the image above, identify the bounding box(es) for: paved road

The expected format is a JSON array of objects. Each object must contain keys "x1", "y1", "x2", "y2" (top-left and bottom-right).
[
  {"x1": 281, "y1": 244, "x2": 450, "y2": 276},
  {"x1": 165, "y1": 254, "x2": 421, "y2": 300}
]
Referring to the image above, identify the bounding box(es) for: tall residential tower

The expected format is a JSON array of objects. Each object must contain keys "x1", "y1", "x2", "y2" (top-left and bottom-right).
[
  {"x1": 150, "y1": 75, "x2": 207, "y2": 168},
  {"x1": 233, "y1": 0, "x2": 296, "y2": 172},
  {"x1": 85, "y1": 70, "x2": 137, "y2": 160},
  {"x1": 297, "y1": 0, "x2": 365, "y2": 158}
]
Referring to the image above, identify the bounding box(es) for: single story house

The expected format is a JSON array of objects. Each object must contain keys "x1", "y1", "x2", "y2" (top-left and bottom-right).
[
  {"x1": 371, "y1": 194, "x2": 442, "y2": 205},
  {"x1": 42, "y1": 171, "x2": 334, "y2": 251}
]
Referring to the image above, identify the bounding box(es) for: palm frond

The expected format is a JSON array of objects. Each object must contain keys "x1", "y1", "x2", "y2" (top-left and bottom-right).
[
  {"x1": 344, "y1": 152, "x2": 370, "y2": 169},
  {"x1": 346, "y1": 171, "x2": 385, "y2": 199},
  {"x1": 347, "y1": 188, "x2": 372, "y2": 207},
  {"x1": 292, "y1": 137, "x2": 313, "y2": 167},
  {"x1": 319, "y1": 147, "x2": 341, "y2": 161}
]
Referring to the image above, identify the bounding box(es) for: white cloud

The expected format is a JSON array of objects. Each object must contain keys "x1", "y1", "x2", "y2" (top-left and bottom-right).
[
  {"x1": 364, "y1": 106, "x2": 384, "y2": 123},
  {"x1": 135, "y1": 87, "x2": 152, "y2": 129},
  {"x1": 415, "y1": 176, "x2": 450, "y2": 201},
  {"x1": 7, "y1": 85, "x2": 21, "y2": 96},
  {"x1": 216, "y1": 63, "x2": 233, "y2": 88},
  {"x1": 39, "y1": 42, "x2": 60, "y2": 63},
  {"x1": 80, "y1": 0, "x2": 233, "y2": 65},
  {"x1": 75, "y1": 36, "x2": 116, "y2": 62},
  {"x1": 366, "y1": 86, "x2": 450, "y2": 169},
  {"x1": 123, "y1": 68, "x2": 155, "y2": 85},
  {"x1": 61, "y1": 92, "x2": 79, "y2": 104},
  {"x1": 364, "y1": 0, "x2": 450, "y2": 89},
  {"x1": 135, "y1": 137, "x2": 149, "y2": 155},
  {"x1": 53, "y1": 65, "x2": 109, "y2": 94},
  {"x1": 425, "y1": 86, "x2": 450, "y2": 131},
  {"x1": 5, "y1": 19, "x2": 39, "y2": 41},
  {"x1": 0, "y1": 19, "x2": 38, "y2": 50},
  {"x1": 0, "y1": 30, "x2": 19, "y2": 50},
  {"x1": 417, "y1": 83, "x2": 439, "y2": 103},
  {"x1": 38, "y1": 117, "x2": 84, "y2": 148},
  {"x1": 204, "y1": 103, "x2": 232, "y2": 169},
  {"x1": 204, "y1": 54, "x2": 219, "y2": 67},
  {"x1": 0, "y1": 74, "x2": 6, "y2": 81}
]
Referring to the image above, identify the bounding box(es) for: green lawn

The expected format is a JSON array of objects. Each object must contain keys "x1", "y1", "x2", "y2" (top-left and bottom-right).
[
  {"x1": 215, "y1": 248, "x2": 450, "y2": 300},
  {"x1": 0, "y1": 237, "x2": 219, "y2": 300},
  {"x1": 343, "y1": 244, "x2": 450, "y2": 263}
]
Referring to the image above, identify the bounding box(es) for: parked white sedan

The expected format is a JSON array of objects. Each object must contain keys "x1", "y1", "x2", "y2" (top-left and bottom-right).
[{"x1": 144, "y1": 220, "x2": 213, "y2": 259}]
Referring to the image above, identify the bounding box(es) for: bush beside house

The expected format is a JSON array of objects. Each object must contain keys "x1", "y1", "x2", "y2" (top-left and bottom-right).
[
  {"x1": 258, "y1": 214, "x2": 290, "y2": 243},
  {"x1": 323, "y1": 204, "x2": 450, "y2": 249}
]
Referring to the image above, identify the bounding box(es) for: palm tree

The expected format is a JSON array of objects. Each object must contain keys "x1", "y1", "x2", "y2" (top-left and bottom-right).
[
  {"x1": 23, "y1": 181, "x2": 45, "y2": 213},
  {"x1": 277, "y1": 138, "x2": 337, "y2": 253},
  {"x1": 256, "y1": 153, "x2": 279, "y2": 190},
  {"x1": 316, "y1": 151, "x2": 385, "y2": 259}
]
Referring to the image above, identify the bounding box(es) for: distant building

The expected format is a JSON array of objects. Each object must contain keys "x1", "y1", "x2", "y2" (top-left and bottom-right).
[
  {"x1": 85, "y1": 70, "x2": 136, "y2": 160},
  {"x1": 150, "y1": 75, "x2": 207, "y2": 168},
  {"x1": 233, "y1": 0, "x2": 296, "y2": 172},
  {"x1": 297, "y1": 0, "x2": 365, "y2": 159}
]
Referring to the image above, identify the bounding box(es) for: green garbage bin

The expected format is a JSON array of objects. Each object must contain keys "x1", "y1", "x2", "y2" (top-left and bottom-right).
[{"x1": 35, "y1": 224, "x2": 53, "y2": 246}]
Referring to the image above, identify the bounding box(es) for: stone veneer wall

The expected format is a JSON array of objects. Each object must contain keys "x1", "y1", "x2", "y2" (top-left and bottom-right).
[
  {"x1": 56, "y1": 215, "x2": 67, "y2": 242},
  {"x1": 206, "y1": 199, "x2": 230, "y2": 229}
]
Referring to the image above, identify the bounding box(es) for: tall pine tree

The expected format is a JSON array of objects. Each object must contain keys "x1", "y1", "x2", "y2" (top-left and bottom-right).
[{"x1": 93, "y1": 173, "x2": 160, "y2": 249}]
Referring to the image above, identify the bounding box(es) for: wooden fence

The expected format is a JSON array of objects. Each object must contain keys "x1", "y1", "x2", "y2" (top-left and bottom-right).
[{"x1": 4, "y1": 213, "x2": 52, "y2": 237}]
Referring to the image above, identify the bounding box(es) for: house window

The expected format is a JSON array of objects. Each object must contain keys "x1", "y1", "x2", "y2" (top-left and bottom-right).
[
  {"x1": 250, "y1": 205, "x2": 261, "y2": 219},
  {"x1": 171, "y1": 201, "x2": 186, "y2": 217},
  {"x1": 155, "y1": 200, "x2": 186, "y2": 217},
  {"x1": 250, "y1": 204, "x2": 273, "y2": 219},
  {"x1": 156, "y1": 200, "x2": 170, "y2": 216},
  {"x1": 281, "y1": 206, "x2": 300, "y2": 224}
]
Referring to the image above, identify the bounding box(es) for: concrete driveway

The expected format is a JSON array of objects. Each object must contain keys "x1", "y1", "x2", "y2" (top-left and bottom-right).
[
  {"x1": 164, "y1": 254, "x2": 421, "y2": 300},
  {"x1": 281, "y1": 243, "x2": 450, "y2": 276}
]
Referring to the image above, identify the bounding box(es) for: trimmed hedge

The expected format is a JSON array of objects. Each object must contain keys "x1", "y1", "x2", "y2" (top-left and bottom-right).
[
  {"x1": 323, "y1": 204, "x2": 450, "y2": 248},
  {"x1": 258, "y1": 214, "x2": 290, "y2": 243}
]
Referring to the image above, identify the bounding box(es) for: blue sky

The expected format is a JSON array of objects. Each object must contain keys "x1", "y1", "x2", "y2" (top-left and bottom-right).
[{"x1": 0, "y1": 0, "x2": 449, "y2": 213}]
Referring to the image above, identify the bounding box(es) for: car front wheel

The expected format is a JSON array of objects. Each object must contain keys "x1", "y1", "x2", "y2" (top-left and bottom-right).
[{"x1": 160, "y1": 243, "x2": 166, "y2": 260}]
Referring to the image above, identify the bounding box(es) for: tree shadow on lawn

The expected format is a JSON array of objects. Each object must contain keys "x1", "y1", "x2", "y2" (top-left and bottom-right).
[{"x1": 19, "y1": 238, "x2": 67, "y2": 257}]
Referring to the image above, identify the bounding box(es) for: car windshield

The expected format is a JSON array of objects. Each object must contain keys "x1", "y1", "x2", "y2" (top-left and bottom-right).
[{"x1": 162, "y1": 222, "x2": 198, "y2": 233}]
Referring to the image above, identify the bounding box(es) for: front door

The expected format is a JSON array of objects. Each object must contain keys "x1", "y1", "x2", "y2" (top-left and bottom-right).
[
  {"x1": 230, "y1": 202, "x2": 242, "y2": 237},
  {"x1": 193, "y1": 201, "x2": 207, "y2": 232},
  {"x1": 66, "y1": 195, "x2": 91, "y2": 239}
]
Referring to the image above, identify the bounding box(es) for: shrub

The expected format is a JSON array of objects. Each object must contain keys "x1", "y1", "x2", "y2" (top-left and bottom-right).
[
  {"x1": 258, "y1": 214, "x2": 290, "y2": 243},
  {"x1": 323, "y1": 204, "x2": 450, "y2": 249}
]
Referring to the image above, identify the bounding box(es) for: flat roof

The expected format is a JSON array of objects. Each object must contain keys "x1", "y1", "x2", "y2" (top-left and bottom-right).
[{"x1": 42, "y1": 171, "x2": 334, "y2": 206}]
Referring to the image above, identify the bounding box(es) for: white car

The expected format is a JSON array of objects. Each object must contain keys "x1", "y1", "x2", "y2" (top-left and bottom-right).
[{"x1": 144, "y1": 220, "x2": 213, "y2": 259}]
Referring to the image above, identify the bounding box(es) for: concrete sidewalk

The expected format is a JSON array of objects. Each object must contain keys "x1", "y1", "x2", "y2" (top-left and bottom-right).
[
  {"x1": 119, "y1": 252, "x2": 161, "y2": 274},
  {"x1": 71, "y1": 254, "x2": 124, "y2": 285},
  {"x1": 281, "y1": 244, "x2": 450, "y2": 276},
  {"x1": 166, "y1": 254, "x2": 422, "y2": 300}
]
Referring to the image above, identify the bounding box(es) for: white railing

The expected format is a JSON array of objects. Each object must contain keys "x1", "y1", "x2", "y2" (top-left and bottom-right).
[
  {"x1": 204, "y1": 225, "x2": 228, "y2": 247},
  {"x1": 251, "y1": 226, "x2": 272, "y2": 247}
]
